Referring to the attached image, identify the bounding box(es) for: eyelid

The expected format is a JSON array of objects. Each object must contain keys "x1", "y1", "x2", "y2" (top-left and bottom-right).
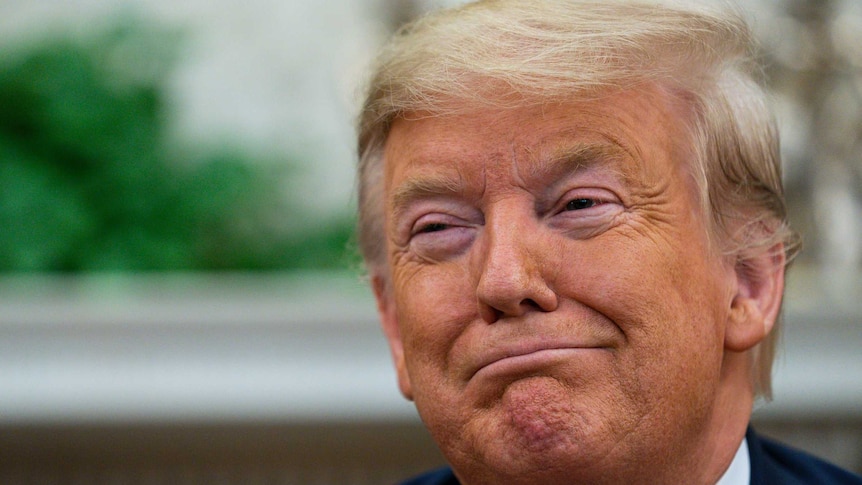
[
  {"x1": 410, "y1": 212, "x2": 470, "y2": 237},
  {"x1": 406, "y1": 211, "x2": 478, "y2": 261},
  {"x1": 393, "y1": 198, "x2": 453, "y2": 233},
  {"x1": 553, "y1": 187, "x2": 621, "y2": 214},
  {"x1": 412, "y1": 219, "x2": 449, "y2": 236}
]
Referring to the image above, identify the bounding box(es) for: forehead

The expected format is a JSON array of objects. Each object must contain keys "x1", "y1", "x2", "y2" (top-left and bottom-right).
[{"x1": 382, "y1": 87, "x2": 689, "y2": 200}]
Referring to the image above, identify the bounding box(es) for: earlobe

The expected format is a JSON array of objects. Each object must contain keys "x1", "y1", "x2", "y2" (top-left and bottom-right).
[
  {"x1": 725, "y1": 244, "x2": 786, "y2": 352},
  {"x1": 372, "y1": 273, "x2": 414, "y2": 400}
]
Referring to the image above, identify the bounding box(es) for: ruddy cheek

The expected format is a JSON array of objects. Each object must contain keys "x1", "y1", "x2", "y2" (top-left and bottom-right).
[{"x1": 400, "y1": 278, "x2": 470, "y2": 347}]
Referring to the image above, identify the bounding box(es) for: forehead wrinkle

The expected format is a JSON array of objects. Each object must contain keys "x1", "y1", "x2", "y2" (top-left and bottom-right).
[{"x1": 509, "y1": 141, "x2": 532, "y2": 190}]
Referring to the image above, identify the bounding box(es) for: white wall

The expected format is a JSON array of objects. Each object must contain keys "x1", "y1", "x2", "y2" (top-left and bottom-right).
[{"x1": 0, "y1": 0, "x2": 390, "y2": 215}]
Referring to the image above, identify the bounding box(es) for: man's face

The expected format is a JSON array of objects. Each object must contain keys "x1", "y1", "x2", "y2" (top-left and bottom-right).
[{"x1": 375, "y1": 87, "x2": 740, "y2": 483}]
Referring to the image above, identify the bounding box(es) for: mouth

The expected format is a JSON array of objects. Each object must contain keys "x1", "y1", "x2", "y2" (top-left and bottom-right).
[{"x1": 471, "y1": 344, "x2": 608, "y2": 381}]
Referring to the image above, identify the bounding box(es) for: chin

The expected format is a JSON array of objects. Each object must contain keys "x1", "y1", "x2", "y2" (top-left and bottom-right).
[{"x1": 437, "y1": 377, "x2": 620, "y2": 484}]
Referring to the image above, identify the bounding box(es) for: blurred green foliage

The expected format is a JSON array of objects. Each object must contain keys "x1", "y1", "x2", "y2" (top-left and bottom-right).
[{"x1": 0, "y1": 22, "x2": 355, "y2": 272}]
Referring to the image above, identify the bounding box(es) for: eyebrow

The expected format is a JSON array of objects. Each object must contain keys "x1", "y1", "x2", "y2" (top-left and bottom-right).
[
  {"x1": 526, "y1": 142, "x2": 630, "y2": 184},
  {"x1": 390, "y1": 170, "x2": 465, "y2": 221},
  {"x1": 388, "y1": 142, "x2": 630, "y2": 219}
]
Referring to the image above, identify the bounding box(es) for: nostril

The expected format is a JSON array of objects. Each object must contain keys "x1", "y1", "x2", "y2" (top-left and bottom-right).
[
  {"x1": 479, "y1": 304, "x2": 502, "y2": 324},
  {"x1": 478, "y1": 297, "x2": 551, "y2": 324},
  {"x1": 521, "y1": 298, "x2": 543, "y2": 311}
]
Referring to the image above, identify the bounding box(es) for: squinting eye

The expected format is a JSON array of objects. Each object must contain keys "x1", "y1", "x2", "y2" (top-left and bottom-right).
[
  {"x1": 418, "y1": 222, "x2": 448, "y2": 234},
  {"x1": 565, "y1": 198, "x2": 598, "y2": 211},
  {"x1": 408, "y1": 216, "x2": 476, "y2": 260}
]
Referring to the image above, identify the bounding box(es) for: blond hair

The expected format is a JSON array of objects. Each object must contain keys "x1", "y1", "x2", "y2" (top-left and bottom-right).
[{"x1": 356, "y1": 0, "x2": 799, "y2": 398}]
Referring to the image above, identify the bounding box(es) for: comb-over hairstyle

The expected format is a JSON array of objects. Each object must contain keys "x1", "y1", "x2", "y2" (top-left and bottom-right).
[{"x1": 356, "y1": 0, "x2": 799, "y2": 398}]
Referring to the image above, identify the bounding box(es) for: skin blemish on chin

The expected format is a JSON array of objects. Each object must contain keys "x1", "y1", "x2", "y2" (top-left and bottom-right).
[{"x1": 500, "y1": 378, "x2": 583, "y2": 453}]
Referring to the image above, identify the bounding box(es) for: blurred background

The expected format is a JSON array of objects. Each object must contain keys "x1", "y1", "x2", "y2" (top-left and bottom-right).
[{"x1": 0, "y1": 0, "x2": 859, "y2": 483}]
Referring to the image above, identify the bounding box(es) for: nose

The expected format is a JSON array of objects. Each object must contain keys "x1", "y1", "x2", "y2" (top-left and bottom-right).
[{"x1": 476, "y1": 211, "x2": 559, "y2": 323}]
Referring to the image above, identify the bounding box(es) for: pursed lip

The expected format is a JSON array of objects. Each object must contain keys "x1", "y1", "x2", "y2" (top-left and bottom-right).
[{"x1": 469, "y1": 340, "x2": 608, "y2": 380}]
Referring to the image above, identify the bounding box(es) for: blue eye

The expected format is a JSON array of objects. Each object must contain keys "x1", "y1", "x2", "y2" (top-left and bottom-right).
[{"x1": 565, "y1": 198, "x2": 597, "y2": 211}]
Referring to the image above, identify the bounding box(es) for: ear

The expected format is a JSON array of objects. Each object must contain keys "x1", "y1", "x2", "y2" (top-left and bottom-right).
[
  {"x1": 372, "y1": 273, "x2": 414, "y2": 400},
  {"x1": 725, "y1": 244, "x2": 786, "y2": 352}
]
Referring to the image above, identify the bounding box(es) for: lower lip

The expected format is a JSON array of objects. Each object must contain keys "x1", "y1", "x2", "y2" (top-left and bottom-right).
[{"x1": 473, "y1": 347, "x2": 605, "y2": 381}]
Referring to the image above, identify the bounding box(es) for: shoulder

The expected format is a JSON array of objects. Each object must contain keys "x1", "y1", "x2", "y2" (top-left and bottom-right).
[
  {"x1": 398, "y1": 467, "x2": 459, "y2": 485},
  {"x1": 748, "y1": 427, "x2": 862, "y2": 485},
  {"x1": 395, "y1": 430, "x2": 862, "y2": 485}
]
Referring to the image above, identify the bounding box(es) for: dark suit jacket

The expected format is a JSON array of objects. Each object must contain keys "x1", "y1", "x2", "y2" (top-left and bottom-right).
[
  {"x1": 400, "y1": 427, "x2": 862, "y2": 484},
  {"x1": 747, "y1": 427, "x2": 862, "y2": 484}
]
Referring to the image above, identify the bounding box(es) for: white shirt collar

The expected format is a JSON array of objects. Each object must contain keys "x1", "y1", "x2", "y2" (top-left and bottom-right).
[{"x1": 715, "y1": 437, "x2": 750, "y2": 485}]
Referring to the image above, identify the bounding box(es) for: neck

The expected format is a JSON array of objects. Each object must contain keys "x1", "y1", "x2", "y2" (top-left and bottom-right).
[
  {"x1": 690, "y1": 349, "x2": 755, "y2": 485},
  {"x1": 631, "y1": 349, "x2": 755, "y2": 485}
]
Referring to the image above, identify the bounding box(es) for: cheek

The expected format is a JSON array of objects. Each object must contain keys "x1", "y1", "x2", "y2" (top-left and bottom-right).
[
  {"x1": 394, "y1": 262, "x2": 477, "y2": 379},
  {"x1": 560, "y1": 232, "x2": 727, "y2": 375},
  {"x1": 556, "y1": 236, "x2": 729, "y2": 441}
]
